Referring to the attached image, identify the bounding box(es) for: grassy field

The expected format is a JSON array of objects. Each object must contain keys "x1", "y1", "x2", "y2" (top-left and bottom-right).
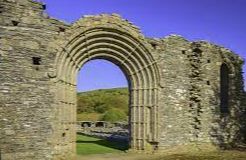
[
  {"x1": 76, "y1": 135, "x2": 246, "y2": 159},
  {"x1": 76, "y1": 134, "x2": 128, "y2": 155},
  {"x1": 77, "y1": 112, "x2": 104, "y2": 121}
]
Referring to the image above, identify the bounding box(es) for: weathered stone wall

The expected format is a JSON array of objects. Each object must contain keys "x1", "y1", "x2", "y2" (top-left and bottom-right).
[
  {"x1": 195, "y1": 42, "x2": 246, "y2": 147},
  {"x1": 0, "y1": 0, "x2": 69, "y2": 159},
  {"x1": 152, "y1": 38, "x2": 246, "y2": 149},
  {"x1": 148, "y1": 36, "x2": 192, "y2": 148},
  {"x1": 0, "y1": 0, "x2": 245, "y2": 160}
]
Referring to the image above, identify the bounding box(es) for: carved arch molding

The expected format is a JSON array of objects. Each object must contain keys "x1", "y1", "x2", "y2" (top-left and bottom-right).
[{"x1": 51, "y1": 20, "x2": 161, "y2": 152}]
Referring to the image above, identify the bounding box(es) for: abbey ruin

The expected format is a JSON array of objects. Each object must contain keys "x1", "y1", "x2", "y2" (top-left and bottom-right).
[{"x1": 0, "y1": 0, "x2": 246, "y2": 160}]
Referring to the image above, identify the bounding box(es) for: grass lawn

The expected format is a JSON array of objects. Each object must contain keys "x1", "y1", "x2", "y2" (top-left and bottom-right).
[
  {"x1": 76, "y1": 134, "x2": 128, "y2": 155},
  {"x1": 76, "y1": 134, "x2": 246, "y2": 160},
  {"x1": 77, "y1": 112, "x2": 103, "y2": 121}
]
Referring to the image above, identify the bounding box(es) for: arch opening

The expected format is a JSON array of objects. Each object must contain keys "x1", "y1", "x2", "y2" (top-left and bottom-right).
[
  {"x1": 76, "y1": 59, "x2": 130, "y2": 153},
  {"x1": 53, "y1": 26, "x2": 160, "y2": 158}
]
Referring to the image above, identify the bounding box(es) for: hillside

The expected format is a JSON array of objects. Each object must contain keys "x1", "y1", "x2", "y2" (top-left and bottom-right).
[{"x1": 77, "y1": 88, "x2": 129, "y2": 122}]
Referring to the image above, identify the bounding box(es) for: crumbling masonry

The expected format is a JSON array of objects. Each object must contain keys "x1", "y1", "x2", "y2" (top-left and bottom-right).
[{"x1": 0, "y1": 0, "x2": 246, "y2": 160}]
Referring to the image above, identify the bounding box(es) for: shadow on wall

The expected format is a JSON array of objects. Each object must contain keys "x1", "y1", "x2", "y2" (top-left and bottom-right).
[
  {"x1": 209, "y1": 64, "x2": 246, "y2": 149},
  {"x1": 240, "y1": 92, "x2": 246, "y2": 145}
]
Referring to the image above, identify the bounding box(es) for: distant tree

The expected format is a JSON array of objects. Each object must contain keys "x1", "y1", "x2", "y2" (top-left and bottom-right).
[
  {"x1": 101, "y1": 108, "x2": 127, "y2": 123},
  {"x1": 77, "y1": 88, "x2": 129, "y2": 117},
  {"x1": 77, "y1": 97, "x2": 94, "y2": 113},
  {"x1": 94, "y1": 102, "x2": 108, "y2": 113}
]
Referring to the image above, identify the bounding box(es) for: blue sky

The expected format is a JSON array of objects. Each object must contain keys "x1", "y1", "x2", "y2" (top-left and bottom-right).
[
  {"x1": 77, "y1": 60, "x2": 128, "y2": 92},
  {"x1": 41, "y1": 0, "x2": 246, "y2": 92}
]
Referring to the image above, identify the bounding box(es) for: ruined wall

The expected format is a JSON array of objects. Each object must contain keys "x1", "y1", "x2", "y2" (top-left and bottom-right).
[
  {"x1": 0, "y1": 0, "x2": 245, "y2": 160},
  {"x1": 151, "y1": 38, "x2": 246, "y2": 149},
  {"x1": 0, "y1": 0, "x2": 69, "y2": 159},
  {"x1": 148, "y1": 36, "x2": 192, "y2": 148},
  {"x1": 196, "y1": 42, "x2": 245, "y2": 147}
]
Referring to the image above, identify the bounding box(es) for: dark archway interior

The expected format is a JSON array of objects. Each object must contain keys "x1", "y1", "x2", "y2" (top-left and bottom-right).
[{"x1": 220, "y1": 63, "x2": 229, "y2": 114}]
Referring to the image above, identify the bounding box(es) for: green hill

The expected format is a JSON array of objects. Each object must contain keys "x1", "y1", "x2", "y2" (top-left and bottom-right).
[{"x1": 77, "y1": 87, "x2": 129, "y2": 122}]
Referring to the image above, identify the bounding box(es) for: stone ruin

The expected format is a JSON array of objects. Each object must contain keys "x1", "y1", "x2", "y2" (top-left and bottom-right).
[
  {"x1": 78, "y1": 121, "x2": 128, "y2": 128},
  {"x1": 0, "y1": 0, "x2": 246, "y2": 159},
  {"x1": 77, "y1": 121, "x2": 129, "y2": 142}
]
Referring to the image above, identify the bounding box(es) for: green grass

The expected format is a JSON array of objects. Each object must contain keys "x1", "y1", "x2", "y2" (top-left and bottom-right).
[
  {"x1": 76, "y1": 135, "x2": 246, "y2": 159},
  {"x1": 77, "y1": 112, "x2": 103, "y2": 121},
  {"x1": 76, "y1": 134, "x2": 128, "y2": 155}
]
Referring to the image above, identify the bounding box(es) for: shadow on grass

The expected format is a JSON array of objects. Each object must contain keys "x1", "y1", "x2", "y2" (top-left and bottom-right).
[{"x1": 76, "y1": 133, "x2": 129, "y2": 151}]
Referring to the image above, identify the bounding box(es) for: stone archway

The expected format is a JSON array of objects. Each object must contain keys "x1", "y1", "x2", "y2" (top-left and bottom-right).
[{"x1": 51, "y1": 15, "x2": 160, "y2": 158}]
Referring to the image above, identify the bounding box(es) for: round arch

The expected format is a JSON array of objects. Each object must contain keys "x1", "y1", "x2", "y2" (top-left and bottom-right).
[{"x1": 52, "y1": 15, "x2": 160, "y2": 156}]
